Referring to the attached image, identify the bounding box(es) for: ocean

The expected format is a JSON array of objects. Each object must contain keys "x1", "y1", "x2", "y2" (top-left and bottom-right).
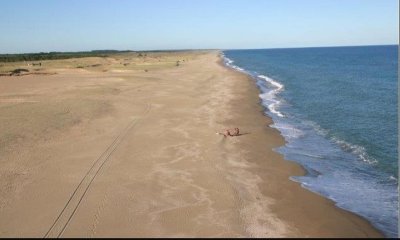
[{"x1": 222, "y1": 45, "x2": 398, "y2": 237}]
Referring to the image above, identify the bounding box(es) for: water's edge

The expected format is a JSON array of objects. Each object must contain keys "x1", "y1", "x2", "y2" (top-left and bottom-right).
[{"x1": 217, "y1": 51, "x2": 388, "y2": 237}]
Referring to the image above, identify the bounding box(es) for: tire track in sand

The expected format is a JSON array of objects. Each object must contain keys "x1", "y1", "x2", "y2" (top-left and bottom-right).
[{"x1": 44, "y1": 103, "x2": 152, "y2": 238}]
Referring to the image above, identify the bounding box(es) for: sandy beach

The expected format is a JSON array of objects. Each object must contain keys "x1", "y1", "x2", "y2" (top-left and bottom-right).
[{"x1": 0, "y1": 51, "x2": 384, "y2": 237}]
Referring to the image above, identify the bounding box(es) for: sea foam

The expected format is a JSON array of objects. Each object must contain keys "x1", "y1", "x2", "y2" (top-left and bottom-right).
[{"x1": 257, "y1": 75, "x2": 285, "y2": 117}]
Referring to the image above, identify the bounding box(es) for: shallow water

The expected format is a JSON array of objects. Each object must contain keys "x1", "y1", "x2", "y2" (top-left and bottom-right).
[{"x1": 223, "y1": 45, "x2": 398, "y2": 237}]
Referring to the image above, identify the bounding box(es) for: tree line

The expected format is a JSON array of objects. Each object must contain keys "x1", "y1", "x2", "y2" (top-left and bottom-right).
[{"x1": 0, "y1": 50, "x2": 133, "y2": 63}]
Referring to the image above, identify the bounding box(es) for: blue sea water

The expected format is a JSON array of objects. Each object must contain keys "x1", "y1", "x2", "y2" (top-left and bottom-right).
[{"x1": 222, "y1": 45, "x2": 398, "y2": 237}]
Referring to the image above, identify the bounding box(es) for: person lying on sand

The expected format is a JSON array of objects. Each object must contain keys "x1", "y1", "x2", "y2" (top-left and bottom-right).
[{"x1": 216, "y1": 128, "x2": 240, "y2": 137}]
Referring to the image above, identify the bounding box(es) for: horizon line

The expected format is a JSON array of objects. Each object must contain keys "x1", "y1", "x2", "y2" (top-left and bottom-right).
[
  {"x1": 222, "y1": 43, "x2": 398, "y2": 51},
  {"x1": 1, "y1": 43, "x2": 398, "y2": 55}
]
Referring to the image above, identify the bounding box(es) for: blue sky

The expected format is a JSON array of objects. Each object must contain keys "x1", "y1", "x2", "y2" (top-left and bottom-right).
[{"x1": 0, "y1": 0, "x2": 398, "y2": 53}]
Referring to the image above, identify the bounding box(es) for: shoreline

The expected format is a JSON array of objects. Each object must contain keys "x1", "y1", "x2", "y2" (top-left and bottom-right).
[
  {"x1": 0, "y1": 51, "x2": 384, "y2": 237},
  {"x1": 217, "y1": 51, "x2": 385, "y2": 237}
]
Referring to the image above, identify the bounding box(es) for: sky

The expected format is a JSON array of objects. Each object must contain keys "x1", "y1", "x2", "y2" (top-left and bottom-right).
[{"x1": 0, "y1": 0, "x2": 398, "y2": 53}]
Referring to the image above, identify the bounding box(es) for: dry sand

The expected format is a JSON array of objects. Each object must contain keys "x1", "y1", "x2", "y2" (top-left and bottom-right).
[{"x1": 0, "y1": 51, "x2": 383, "y2": 237}]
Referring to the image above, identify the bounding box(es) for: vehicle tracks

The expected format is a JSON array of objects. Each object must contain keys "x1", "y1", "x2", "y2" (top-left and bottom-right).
[{"x1": 44, "y1": 103, "x2": 152, "y2": 238}]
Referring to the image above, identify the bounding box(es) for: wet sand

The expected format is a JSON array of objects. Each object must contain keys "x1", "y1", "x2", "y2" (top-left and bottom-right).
[{"x1": 0, "y1": 51, "x2": 383, "y2": 237}]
